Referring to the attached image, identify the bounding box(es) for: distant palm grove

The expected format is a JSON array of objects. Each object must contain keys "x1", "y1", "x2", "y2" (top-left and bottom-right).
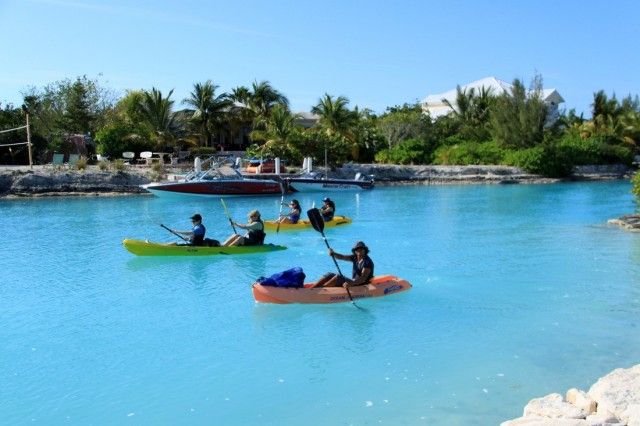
[{"x1": 1, "y1": 75, "x2": 639, "y2": 180}]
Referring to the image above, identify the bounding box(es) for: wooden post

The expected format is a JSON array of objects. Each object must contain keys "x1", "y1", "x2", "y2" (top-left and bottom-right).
[{"x1": 26, "y1": 112, "x2": 33, "y2": 169}]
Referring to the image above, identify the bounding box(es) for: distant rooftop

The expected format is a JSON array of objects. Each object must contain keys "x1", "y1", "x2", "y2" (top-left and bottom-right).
[{"x1": 421, "y1": 76, "x2": 565, "y2": 119}]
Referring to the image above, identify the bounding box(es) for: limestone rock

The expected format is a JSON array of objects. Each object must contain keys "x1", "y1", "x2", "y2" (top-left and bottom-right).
[
  {"x1": 567, "y1": 388, "x2": 597, "y2": 415},
  {"x1": 608, "y1": 215, "x2": 640, "y2": 232},
  {"x1": 524, "y1": 393, "x2": 589, "y2": 419},
  {"x1": 501, "y1": 416, "x2": 589, "y2": 425},
  {"x1": 588, "y1": 364, "x2": 640, "y2": 425}
]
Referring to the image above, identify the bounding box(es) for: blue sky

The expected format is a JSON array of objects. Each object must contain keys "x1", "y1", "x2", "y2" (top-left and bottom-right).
[{"x1": 0, "y1": 0, "x2": 638, "y2": 116}]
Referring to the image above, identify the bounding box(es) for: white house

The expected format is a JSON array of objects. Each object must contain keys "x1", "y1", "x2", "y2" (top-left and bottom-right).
[{"x1": 421, "y1": 76, "x2": 565, "y2": 122}]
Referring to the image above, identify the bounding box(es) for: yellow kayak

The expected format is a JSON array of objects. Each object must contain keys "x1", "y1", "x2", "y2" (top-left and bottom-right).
[
  {"x1": 122, "y1": 239, "x2": 287, "y2": 256},
  {"x1": 263, "y1": 215, "x2": 352, "y2": 232}
]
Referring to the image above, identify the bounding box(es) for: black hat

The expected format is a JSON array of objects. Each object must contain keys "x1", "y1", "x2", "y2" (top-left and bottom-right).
[
  {"x1": 351, "y1": 241, "x2": 369, "y2": 254},
  {"x1": 323, "y1": 197, "x2": 331, "y2": 202},
  {"x1": 190, "y1": 213, "x2": 202, "y2": 221}
]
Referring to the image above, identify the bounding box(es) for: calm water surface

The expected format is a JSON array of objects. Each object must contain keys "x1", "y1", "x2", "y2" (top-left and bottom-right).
[{"x1": 1, "y1": 182, "x2": 640, "y2": 425}]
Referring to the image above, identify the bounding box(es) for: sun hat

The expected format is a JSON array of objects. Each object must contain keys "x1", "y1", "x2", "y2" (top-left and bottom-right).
[
  {"x1": 190, "y1": 213, "x2": 202, "y2": 221},
  {"x1": 351, "y1": 241, "x2": 369, "y2": 254},
  {"x1": 322, "y1": 197, "x2": 331, "y2": 202}
]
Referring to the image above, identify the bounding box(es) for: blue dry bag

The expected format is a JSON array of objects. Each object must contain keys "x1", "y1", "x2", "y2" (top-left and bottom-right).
[{"x1": 257, "y1": 267, "x2": 306, "y2": 288}]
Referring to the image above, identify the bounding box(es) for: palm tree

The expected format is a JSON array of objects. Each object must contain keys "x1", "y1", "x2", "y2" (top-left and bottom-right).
[
  {"x1": 311, "y1": 94, "x2": 354, "y2": 138},
  {"x1": 182, "y1": 80, "x2": 232, "y2": 147},
  {"x1": 138, "y1": 87, "x2": 178, "y2": 149},
  {"x1": 248, "y1": 80, "x2": 289, "y2": 123},
  {"x1": 311, "y1": 94, "x2": 358, "y2": 164},
  {"x1": 250, "y1": 104, "x2": 301, "y2": 158}
]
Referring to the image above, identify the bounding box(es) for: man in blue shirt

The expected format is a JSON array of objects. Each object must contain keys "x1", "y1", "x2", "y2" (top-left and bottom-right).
[{"x1": 174, "y1": 213, "x2": 206, "y2": 246}]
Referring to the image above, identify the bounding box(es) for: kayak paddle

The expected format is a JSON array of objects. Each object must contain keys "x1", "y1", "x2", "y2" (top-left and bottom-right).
[
  {"x1": 160, "y1": 223, "x2": 189, "y2": 242},
  {"x1": 307, "y1": 208, "x2": 361, "y2": 309},
  {"x1": 276, "y1": 193, "x2": 285, "y2": 234},
  {"x1": 220, "y1": 198, "x2": 238, "y2": 234}
]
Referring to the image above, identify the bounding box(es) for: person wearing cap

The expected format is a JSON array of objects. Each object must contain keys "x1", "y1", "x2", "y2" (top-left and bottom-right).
[
  {"x1": 279, "y1": 199, "x2": 301, "y2": 224},
  {"x1": 319, "y1": 197, "x2": 335, "y2": 221},
  {"x1": 173, "y1": 213, "x2": 207, "y2": 246},
  {"x1": 223, "y1": 210, "x2": 266, "y2": 246},
  {"x1": 311, "y1": 241, "x2": 374, "y2": 288}
]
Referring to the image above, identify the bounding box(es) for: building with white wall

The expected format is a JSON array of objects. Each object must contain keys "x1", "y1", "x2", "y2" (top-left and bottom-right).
[{"x1": 421, "y1": 76, "x2": 564, "y2": 122}]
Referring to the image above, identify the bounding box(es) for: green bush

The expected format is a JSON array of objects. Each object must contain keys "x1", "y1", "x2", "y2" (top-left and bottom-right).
[
  {"x1": 75, "y1": 156, "x2": 88, "y2": 171},
  {"x1": 111, "y1": 159, "x2": 126, "y2": 171},
  {"x1": 98, "y1": 160, "x2": 109, "y2": 171},
  {"x1": 632, "y1": 172, "x2": 640, "y2": 198},
  {"x1": 190, "y1": 147, "x2": 217, "y2": 157},
  {"x1": 95, "y1": 124, "x2": 152, "y2": 158},
  {"x1": 556, "y1": 135, "x2": 634, "y2": 166},
  {"x1": 374, "y1": 138, "x2": 433, "y2": 164},
  {"x1": 433, "y1": 141, "x2": 505, "y2": 165},
  {"x1": 504, "y1": 144, "x2": 574, "y2": 177}
]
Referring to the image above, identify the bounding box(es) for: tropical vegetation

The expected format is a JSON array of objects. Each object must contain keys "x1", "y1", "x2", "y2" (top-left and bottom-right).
[{"x1": 1, "y1": 74, "x2": 639, "y2": 186}]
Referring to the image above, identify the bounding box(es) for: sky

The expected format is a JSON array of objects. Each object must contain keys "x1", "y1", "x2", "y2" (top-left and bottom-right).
[{"x1": 0, "y1": 0, "x2": 639, "y2": 117}]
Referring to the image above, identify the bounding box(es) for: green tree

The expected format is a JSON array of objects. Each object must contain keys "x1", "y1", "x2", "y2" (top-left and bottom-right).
[
  {"x1": 182, "y1": 80, "x2": 231, "y2": 147},
  {"x1": 249, "y1": 104, "x2": 302, "y2": 160},
  {"x1": 489, "y1": 76, "x2": 547, "y2": 148},
  {"x1": 248, "y1": 80, "x2": 289, "y2": 124},
  {"x1": 376, "y1": 103, "x2": 431, "y2": 149},
  {"x1": 137, "y1": 87, "x2": 179, "y2": 149}
]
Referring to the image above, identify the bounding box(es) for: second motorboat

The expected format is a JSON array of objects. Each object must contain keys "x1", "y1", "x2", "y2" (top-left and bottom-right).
[{"x1": 142, "y1": 157, "x2": 284, "y2": 197}]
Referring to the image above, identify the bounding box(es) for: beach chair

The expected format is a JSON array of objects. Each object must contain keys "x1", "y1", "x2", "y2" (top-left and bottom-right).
[
  {"x1": 122, "y1": 151, "x2": 135, "y2": 164},
  {"x1": 51, "y1": 153, "x2": 64, "y2": 167},
  {"x1": 139, "y1": 151, "x2": 153, "y2": 165},
  {"x1": 67, "y1": 154, "x2": 80, "y2": 168}
]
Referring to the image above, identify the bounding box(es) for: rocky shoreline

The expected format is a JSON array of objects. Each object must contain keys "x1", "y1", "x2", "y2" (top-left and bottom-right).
[
  {"x1": 0, "y1": 163, "x2": 634, "y2": 198},
  {"x1": 502, "y1": 364, "x2": 640, "y2": 425}
]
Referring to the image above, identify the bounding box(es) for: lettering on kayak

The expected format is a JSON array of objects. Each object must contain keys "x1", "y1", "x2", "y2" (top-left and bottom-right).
[{"x1": 384, "y1": 284, "x2": 403, "y2": 295}]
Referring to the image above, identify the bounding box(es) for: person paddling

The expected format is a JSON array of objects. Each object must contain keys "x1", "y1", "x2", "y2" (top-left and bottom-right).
[
  {"x1": 172, "y1": 213, "x2": 206, "y2": 246},
  {"x1": 223, "y1": 210, "x2": 266, "y2": 246},
  {"x1": 312, "y1": 241, "x2": 374, "y2": 288},
  {"x1": 320, "y1": 197, "x2": 335, "y2": 221},
  {"x1": 279, "y1": 199, "x2": 301, "y2": 224}
]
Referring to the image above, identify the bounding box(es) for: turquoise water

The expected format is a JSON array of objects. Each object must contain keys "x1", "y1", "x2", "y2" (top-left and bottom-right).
[{"x1": 1, "y1": 182, "x2": 640, "y2": 425}]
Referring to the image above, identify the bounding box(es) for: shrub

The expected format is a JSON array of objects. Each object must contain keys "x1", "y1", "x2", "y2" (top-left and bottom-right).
[
  {"x1": 433, "y1": 141, "x2": 505, "y2": 165},
  {"x1": 374, "y1": 138, "x2": 433, "y2": 164},
  {"x1": 98, "y1": 160, "x2": 109, "y2": 171},
  {"x1": 75, "y1": 156, "x2": 88, "y2": 171},
  {"x1": 111, "y1": 159, "x2": 126, "y2": 171},
  {"x1": 556, "y1": 135, "x2": 634, "y2": 166},
  {"x1": 190, "y1": 147, "x2": 217, "y2": 157},
  {"x1": 632, "y1": 172, "x2": 640, "y2": 198},
  {"x1": 504, "y1": 144, "x2": 574, "y2": 177}
]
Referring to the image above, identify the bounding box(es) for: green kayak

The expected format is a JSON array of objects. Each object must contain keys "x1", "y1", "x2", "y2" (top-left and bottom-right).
[{"x1": 123, "y1": 239, "x2": 287, "y2": 256}]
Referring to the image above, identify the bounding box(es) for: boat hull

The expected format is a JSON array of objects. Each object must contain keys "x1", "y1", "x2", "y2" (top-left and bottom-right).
[
  {"x1": 123, "y1": 239, "x2": 287, "y2": 256},
  {"x1": 286, "y1": 178, "x2": 374, "y2": 192},
  {"x1": 252, "y1": 275, "x2": 411, "y2": 304},
  {"x1": 263, "y1": 215, "x2": 352, "y2": 231},
  {"x1": 142, "y1": 179, "x2": 283, "y2": 197}
]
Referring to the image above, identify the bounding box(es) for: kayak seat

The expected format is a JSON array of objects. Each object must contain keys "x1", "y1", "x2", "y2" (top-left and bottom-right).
[{"x1": 204, "y1": 238, "x2": 220, "y2": 247}]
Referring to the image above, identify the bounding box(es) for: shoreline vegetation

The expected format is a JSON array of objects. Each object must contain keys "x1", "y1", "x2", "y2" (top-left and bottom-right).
[{"x1": 0, "y1": 163, "x2": 633, "y2": 198}]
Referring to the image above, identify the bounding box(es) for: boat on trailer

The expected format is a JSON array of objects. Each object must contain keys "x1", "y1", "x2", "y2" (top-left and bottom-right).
[{"x1": 142, "y1": 157, "x2": 284, "y2": 198}]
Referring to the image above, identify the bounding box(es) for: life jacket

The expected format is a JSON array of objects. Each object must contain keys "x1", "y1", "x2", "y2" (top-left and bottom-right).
[
  {"x1": 352, "y1": 255, "x2": 374, "y2": 283},
  {"x1": 245, "y1": 219, "x2": 265, "y2": 245},
  {"x1": 192, "y1": 224, "x2": 206, "y2": 246},
  {"x1": 321, "y1": 201, "x2": 335, "y2": 221}
]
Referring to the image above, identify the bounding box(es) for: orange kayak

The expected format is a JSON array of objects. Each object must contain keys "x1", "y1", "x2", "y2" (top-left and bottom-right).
[{"x1": 252, "y1": 275, "x2": 411, "y2": 304}]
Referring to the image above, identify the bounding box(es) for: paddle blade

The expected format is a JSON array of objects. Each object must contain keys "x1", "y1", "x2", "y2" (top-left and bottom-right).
[{"x1": 307, "y1": 208, "x2": 325, "y2": 233}]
